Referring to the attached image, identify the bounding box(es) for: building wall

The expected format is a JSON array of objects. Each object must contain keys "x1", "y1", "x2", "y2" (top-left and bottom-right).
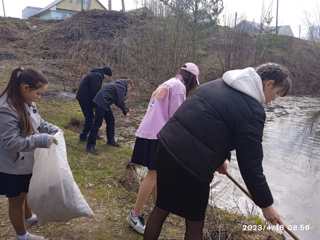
[
  {"x1": 278, "y1": 27, "x2": 294, "y2": 37},
  {"x1": 39, "y1": 10, "x2": 74, "y2": 20},
  {"x1": 57, "y1": 0, "x2": 105, "y2": 11}
]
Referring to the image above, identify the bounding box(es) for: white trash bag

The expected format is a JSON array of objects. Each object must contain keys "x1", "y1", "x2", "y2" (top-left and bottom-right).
[{"x1": 28, "y1": 131, "x2": 94, "y2": 224}]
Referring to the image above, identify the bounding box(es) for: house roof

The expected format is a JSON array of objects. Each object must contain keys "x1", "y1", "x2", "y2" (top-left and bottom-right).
[
  {"x1": 32, "y1": 0, "x2": 106, "y2": 17},
  {"x1": 236, "y1": 20, "x2": 294, "y2": 37},
  {"x1": 24, "y1": 6, "x2": 43, "y2": 11},
  {"x1": 92, "y1": 0, "x2": 107, "y2": 10},
  {"x1": 34, "y1": 0, "x2": 63, "y2": 17}
]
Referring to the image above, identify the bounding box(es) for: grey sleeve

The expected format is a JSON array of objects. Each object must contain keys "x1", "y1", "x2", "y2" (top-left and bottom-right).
[
  {"x1": 115, "y1": 100, "x2": 129, "y2": 115},
  {"x1": 0, "y1": 109, "x2": 51, "y2": 152},
  {"x1": 38, "y1": 117, "x2": 59, "y2": 135}
]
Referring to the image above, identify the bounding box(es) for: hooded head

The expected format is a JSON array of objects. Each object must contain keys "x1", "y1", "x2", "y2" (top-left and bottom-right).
[
  {"x1": 91, "y1": 67, "x2": 112, "y2": 77},
  {"x1": 223, "y1": 63, "x2": 292, "y2": 104},
  {"x1": 114, "y1": 79, "x2": 129, "y2": 100}
]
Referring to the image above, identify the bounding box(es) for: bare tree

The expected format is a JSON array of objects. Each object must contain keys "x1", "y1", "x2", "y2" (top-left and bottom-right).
[
  {"x1": 260, "y1": 0, "x2": 273, "y2": 33},
  {"x1": 304, "y1": 4, "x2": 320, "y2": 42},
  {"x1": 160, "y1": 0, "x2": 223, "y2": 58},
  {"x1": 160, "y1": 0, "x2": 223, "y2": 24}
]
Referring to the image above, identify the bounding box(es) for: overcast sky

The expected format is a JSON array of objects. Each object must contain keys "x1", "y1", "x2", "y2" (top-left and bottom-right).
[{"x1": 1, "y1": 0, "x2": 319, "y2": 37}]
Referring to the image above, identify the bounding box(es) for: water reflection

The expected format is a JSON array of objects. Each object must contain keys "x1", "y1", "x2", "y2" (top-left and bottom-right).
[{"x1": 211, "y1": 96, "x2": 320, "y2": 240}]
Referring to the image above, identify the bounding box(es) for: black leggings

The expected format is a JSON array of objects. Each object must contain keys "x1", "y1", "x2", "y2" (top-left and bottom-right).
[{"x1": 144, "y1": 206, "x2": 204, "y2": 240}]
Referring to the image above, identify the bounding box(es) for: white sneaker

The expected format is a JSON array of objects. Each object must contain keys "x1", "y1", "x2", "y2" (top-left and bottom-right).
[
  {"x1": 17, "y1": 233, "x2": 46, "y2": 240},
  {"x1": 127, "y1": 210, "x2": 145, "y2": 235},
  {"x1": 26, "y1": 233, "x2": 46, "y2": 240},
  {"x1": 25, "y1": 214, "x2": 38, "y2": 226}
]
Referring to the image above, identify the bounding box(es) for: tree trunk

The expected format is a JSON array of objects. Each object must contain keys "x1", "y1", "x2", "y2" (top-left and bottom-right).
[
  {"x1": 121, "y1": 0, "x2": 125, "y2": 12},
  {"x1": 108, "y1": 0, "x2": 112, "y2": 10}
]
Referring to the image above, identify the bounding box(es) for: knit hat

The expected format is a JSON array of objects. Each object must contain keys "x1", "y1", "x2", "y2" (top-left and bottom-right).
[
  {"x1": 181, "y1": 63, "x2": 200, "y2": 85},
  {"x1": 91, "y1": 67, "x2": 112, "y2": 76},
  {"x1": 102, "y1": 67, "x2": 112, "y2": 76}
]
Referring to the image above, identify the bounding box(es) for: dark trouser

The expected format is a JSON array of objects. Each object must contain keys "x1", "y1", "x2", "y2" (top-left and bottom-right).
[
  {"x1": 78, "y1": 99, "x2": 95, "y2": 140},
  {"x1": 87, "y1": 105, "x2": 115, "y2": 147}
]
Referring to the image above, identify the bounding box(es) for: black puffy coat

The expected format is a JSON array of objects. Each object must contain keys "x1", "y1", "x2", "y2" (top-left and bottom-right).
[
  {"x1": 158, "y1": 79, "x2": 273, "y2": 208},
  {"x1": 93, "y1": 80, "x2": 129, "y2": 115},
  {"x1": 76, "y1": 71, "x2": 104, "y2": 103}
]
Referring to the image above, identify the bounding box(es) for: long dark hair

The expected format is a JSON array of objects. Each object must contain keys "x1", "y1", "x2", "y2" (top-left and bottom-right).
[
  {"x1": 179, "y1": 69, "x2": 198, "y2": 96},
  {"x1": 0, "y1": 68, "x2": 48, "y2": 136}
]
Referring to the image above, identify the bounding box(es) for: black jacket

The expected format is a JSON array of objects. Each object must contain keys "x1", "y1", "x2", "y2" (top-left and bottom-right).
[
  {"x1": 76, "y1": 71, "x2": 104, "y2": 103},
  {"x1": 158, "y1": 79, "x2": 273, "y2": 208},
  {"x1": 93, "y1": 80, "x2": 129, "y2": 115}
]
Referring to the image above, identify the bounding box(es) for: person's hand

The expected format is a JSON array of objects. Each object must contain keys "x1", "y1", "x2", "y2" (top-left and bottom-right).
[
  {"x1": 124, "y1": 108, "x2": 130, "y2": 116},
  {"x1": 48, "y1": 136, "x2": 58, "y2": 146},
  {"x1": 49, "y1": 128, "x2": 60, "y2": 135},
  {"x1": 217, "y1": 159, "x2": 229, "y2": 175},
  {"x1": 262, "y1": 206, "x2": 283, "y2": 225}
]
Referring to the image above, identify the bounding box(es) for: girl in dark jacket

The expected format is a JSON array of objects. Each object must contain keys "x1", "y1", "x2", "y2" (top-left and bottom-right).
[
  {"x1": 144, "y1": 63, "x2": 292, "y2": 240},
  {"x1": 76, "y1": 67, "x2": 112, "y2": 142}
]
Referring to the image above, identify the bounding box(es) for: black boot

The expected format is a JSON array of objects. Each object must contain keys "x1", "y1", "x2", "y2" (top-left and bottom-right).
[
  {"x1": 86, "y1": 144, "x2": 98, "y2": 154},
  {"x1": 107, "y1": 141, "x2": 120, "y2": 147},
  {"x1": 79, "y1": 133, "x2": 87, "y2": 142}
]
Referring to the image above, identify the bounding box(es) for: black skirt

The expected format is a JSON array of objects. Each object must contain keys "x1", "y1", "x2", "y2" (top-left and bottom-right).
[
  {"x1": 156, "y1": 142, "x2": 210, "y2": 221},
  {"x1": 131, "y1": 137, "x2": 159, "y2": 170},
  {"x1": 0, "y1": 172, "x2": 32, "y2": 198}
]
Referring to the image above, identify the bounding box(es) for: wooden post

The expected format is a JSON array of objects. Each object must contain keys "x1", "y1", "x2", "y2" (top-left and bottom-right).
[
  {"x1": 108, "y1": 0, "x2": 112, "y2": 11},
  {"x1": 275, "y1": 0, "x2": 279, "y2": 35},
  {"x1": 299, "y1": 25, "x2": 301, "y2": 39},
  {"x1": 121, "y1": 0, "x2": 125, "y2": 12},
  {"x1": 2, "y1": 0, "x2": 5, "y2": 17}
]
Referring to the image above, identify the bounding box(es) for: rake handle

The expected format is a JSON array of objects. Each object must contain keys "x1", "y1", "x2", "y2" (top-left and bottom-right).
[{"x1": 225, "y1": 172, "x2": 300, "y2": 240}]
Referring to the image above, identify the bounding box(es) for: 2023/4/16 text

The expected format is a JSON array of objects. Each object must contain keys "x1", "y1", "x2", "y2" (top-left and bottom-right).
[{"x1": 242, "y1": 224, "x2": 311, "y2": 232}]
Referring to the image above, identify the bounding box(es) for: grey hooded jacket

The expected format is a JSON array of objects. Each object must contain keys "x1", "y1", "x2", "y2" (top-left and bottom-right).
[{"x1": 0, "y1": 95, "x2": 58, "y2": 175}]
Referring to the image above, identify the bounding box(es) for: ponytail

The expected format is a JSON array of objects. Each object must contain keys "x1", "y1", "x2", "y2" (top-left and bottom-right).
[
  {"x1": 179, "y1": 69, "x2": 198, "y2": 96},
  {"x1": 0, "y1": 67, "x2": 24, "y2": 98},
  {"x1": 1, "y1": 67, "x2": 48, "y2": 136}
]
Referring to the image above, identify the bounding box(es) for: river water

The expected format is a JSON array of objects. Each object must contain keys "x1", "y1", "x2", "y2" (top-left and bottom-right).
[{"x1": 211, "y1": 96, "x2": 320, "y2": 239}]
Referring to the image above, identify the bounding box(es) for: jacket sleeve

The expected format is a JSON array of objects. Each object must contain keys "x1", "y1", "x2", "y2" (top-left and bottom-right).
[
  {"x1": 0, "y1": 109, "x2": 51, "y2": 152},
  {"x1": 115, "y1": 99, "x2": 129, "y2": 115},
  {"x1": 38, "y1": 118, "x2": 59, "y2": 135},
  {"x1": 235, "y1": 113, "x2": 273, "y2": 208},
  {"x1": 32, "y1": 104, "x2": 59, "y2": 134},
  {"x1": 113, "y1": 85, "x2": 129, "y2": 115}
]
